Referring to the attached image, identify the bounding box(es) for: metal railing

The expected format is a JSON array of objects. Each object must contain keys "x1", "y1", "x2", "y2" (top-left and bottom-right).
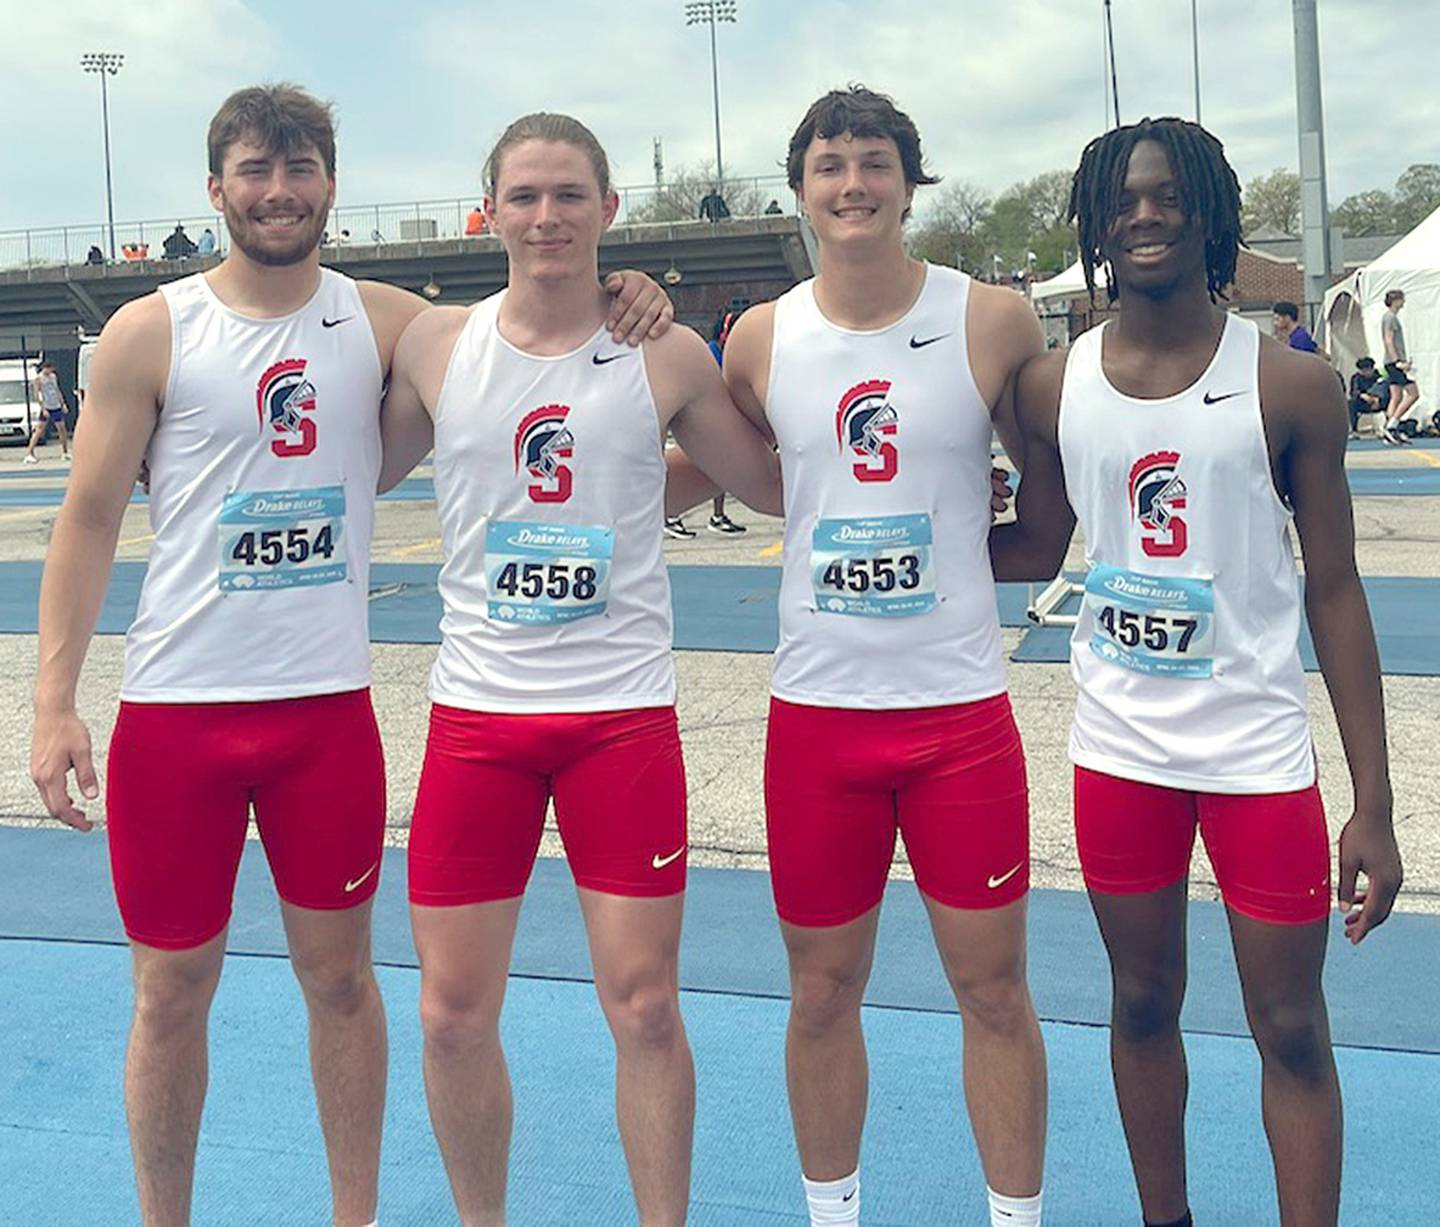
[{"x1": 0, "y1": 176, "x2": 796, "y2": 274}]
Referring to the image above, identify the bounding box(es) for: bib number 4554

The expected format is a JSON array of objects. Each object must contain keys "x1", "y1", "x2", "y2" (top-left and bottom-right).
[{"x1": 231, "y1": 523, "x2": 335, "y2": 567}]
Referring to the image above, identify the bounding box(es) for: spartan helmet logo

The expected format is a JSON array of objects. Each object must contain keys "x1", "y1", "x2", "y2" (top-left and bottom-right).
[
  {"x1": 514, "y1": 404, "x2": 574, "y2": 503},
  {"x1": 835, "y1": 379, "x2": 899, "y2": 483},
  {"x1": 1129, "y1": 450, "x2": 1189, "y2": 558},
  {"x1": 256, "y1": 358, "x2": 319, "y2": 458}
]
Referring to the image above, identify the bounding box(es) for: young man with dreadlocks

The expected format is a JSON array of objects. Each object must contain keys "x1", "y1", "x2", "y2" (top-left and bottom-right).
[
  {"x1": 716, "y1": 85, "x2": 1049, "y2": 1227},
  {"x1": 990, "y1": 118, "x2": 1404, "y2": 1226}
]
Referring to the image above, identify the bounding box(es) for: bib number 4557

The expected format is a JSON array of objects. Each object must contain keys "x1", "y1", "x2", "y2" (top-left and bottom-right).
[{"x1": 1095, "y1": 605, "x2": 1199, "y2": 653}]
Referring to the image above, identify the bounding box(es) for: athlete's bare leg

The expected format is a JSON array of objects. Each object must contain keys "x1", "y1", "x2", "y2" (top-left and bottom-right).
[
  {"x1": 780, "y1": 907, "x2": 881, "y2": 1179},
  {"x1": 281, "y1": 899, "x2": 386, "y2": 1227},
  {"x1": 578, "y1": 888, "x2": 694, "y2": 1226},
  {"x1": 125, "y1": 931, "x2": 227, "y2": 1227},
  {"x1": 924, "y1": 893, "x2": 1046, "y2": 1198},
  {"x1": 1088, "y1": 881, "x2": 1191, "y2": 1224},
  {"x1": 413, "y1": 898, "x2": 524, "y2": 1227},
  {"x1": 1228, "y1": 911, "x2": 1340, "y2": 1227}
]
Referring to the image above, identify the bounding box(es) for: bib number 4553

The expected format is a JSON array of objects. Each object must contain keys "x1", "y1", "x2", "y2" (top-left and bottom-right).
[{"x1": 820, "y1": 553, "x2": 922, "y2": 594}]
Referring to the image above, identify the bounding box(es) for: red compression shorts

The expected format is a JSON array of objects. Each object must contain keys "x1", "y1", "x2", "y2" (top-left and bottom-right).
[
  {"x1": 765, "y1": 693, "x2": 1030, "y2": 927},
  {"x1": 1074, "y1": 766, "x2": 1331, "y2": 925},
  {"x1": 407, "y1": 704, "x2": 687, "y2": 906},
  {"x1": 106, "y1": 689, "x2": 386, "y2": 950}
]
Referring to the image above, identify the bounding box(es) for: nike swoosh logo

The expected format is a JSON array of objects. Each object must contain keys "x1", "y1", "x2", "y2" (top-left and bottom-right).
[
  {"x1": 1202, "y1": 389, "x2": 1243, "y2": 404},
  {"x1": 593, "y1": 352, "x2": 629, "y2": 365},
  {"x1": 652, "y1": 846, "x2": 686, "y2": 871},
  {"x1": 344, "y1": 863, "x2": 379, "y2": 893},
  {"x1": 322, "y1": 316, "x2": 354, "y2": 329},
  {"x1": 987, "y1": 862, "x2": 1023, "y2": 890},
  {"x1": 842, "y1": 1190, "x2": 857, "y2": 1202},
  {"x1": 909, "y1": 333, "x2": 949, "y2": 349}
]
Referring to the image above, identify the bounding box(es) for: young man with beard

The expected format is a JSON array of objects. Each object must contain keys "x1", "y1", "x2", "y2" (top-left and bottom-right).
[
  {"x1": 990, "y1": 117, "x2": 1404, "y2": 1226},
  {"x1": 29, "y1": 85, "x2": 670, "y2": 1227},
  {"x1": 717, "y1": 86, "x2": 1049, "y2": 1227},
  {"x1": 376, "y1": 113, "x2": 780, "y2": 1226}
]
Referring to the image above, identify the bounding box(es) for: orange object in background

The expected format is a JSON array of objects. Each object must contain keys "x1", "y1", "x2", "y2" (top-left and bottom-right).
[
  {"x1": 464, "y1": 207, "x2": 486, "y2": 236},
  {"x1": 121, "y1": 243, "x2": 149, "y2": 260}
]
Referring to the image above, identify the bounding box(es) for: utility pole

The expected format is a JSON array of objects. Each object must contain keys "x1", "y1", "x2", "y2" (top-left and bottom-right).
[
  {"x1": 1292, "y1": 0, "x2": 1333, "y2": 334},
  {"x1": 80, "y1": 51, "x2": 125, "y2": 261}
]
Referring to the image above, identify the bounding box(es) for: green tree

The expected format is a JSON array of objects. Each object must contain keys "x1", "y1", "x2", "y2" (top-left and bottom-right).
[
  {"x1": 978, "y1": 171, "x2": 1076, "y2": 276},
  {"x1": 1331, "y1": 189, "x2": 1396, "y2": 237},
  {"x1": 622, "y1": 162, "x2": 770, "y2": 224},
  {"x1": 1393, "y1": 163, "x2": 1440, "y2": 232},
  {"x1": 1242, "y1": 168, "x2": 1301, "y2": 235},
  {"x1": 908, "y1": 180, "x2": 993, "y2": 271}
]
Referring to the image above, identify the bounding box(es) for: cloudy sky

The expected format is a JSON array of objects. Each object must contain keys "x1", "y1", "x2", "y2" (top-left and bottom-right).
[{"x1": 2, "y1": 0, "x2": 1434, "y2": 234}]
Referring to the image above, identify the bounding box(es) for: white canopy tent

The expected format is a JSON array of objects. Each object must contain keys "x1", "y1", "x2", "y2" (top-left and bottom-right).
[
  {"x1": 1029, "y1": 259, "x2": 1093, "y2": 303},
  {"x1": 1323, "y1": 205, "x2": 1440, "y2": 421}
]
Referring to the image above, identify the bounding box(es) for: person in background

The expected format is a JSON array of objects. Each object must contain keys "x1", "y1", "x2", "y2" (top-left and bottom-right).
[
  {"x1": 24, "y1": 360, "x2": 71, "y2": 464},
  {"x1": 196, "y1": 227, "x2": 217, "y2": 255},
  {"x1": 1348, "y1": 357, "x2": 1387, "y2": 437},
  {"x1": 162, "y1": 223, "x2": 199, "y2": 260},
  {"x1": 1380, "y1": 289, "x2": 1418, "y2": 445},
  {"x1": 706, "y1": 311, "x2": 747, "y2": 534},
  {"x1": 765, "y1": 198, "x2": 784, "y2": 215},
  {"x1": 85, "y1": 245, "x2": 104, "y2": 265},
  {"x1": 1272, "y1": 301, "x2": 1318, "y2": 353},
  {"x1": 464, "y1": 204, "x2": 486, "y2": 236}
]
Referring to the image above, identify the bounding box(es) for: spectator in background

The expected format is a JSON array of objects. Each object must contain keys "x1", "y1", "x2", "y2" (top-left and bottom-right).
[
  {"x1": 1348, "y1": 357, "x2": 1388, "y2": 437},
  {"x1": 370, "y1": 227, "x2": 384, "y2": 243},
  {"x1": 1272, "y1": 300, "x2": 1319, "y2": 352},
  {"x1": 196, "y1": 228, "x2": 217, "y2": 255},
  {"x1": 698, "y1": 185, "x2": 731, "y2": 222},
  {"x1": 162, "y1": 223, "x2": 199, "y2": 260},
  {"x1": 85, "y1": 245, "x2": 104, "y2": 265},
  {"x1": 464, "y1": 204, "x2": 486, "y2": 236},
  {"x1": 1381, "y1": 289, "x2": 1419, "y2": 445},
  {"x1": 23, "y1": 360, "x2": 71, "y2": 464},
  {"x1": 764, "y1": 198, "x2": 784, "y2": 215}
]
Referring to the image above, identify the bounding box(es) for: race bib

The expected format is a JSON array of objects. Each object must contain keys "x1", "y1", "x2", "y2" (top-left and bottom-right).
[
  {"x1": 485, "y1": 520, "x2": 613, "y2": 625},
  {"x1": 219, "y1": 485, "x2": 346, "y2": 592},
  {"x1": 1084, "y1": 564, "x2": 1215, "y2": 678},
  {"x1": 811, "y1": 513, "x2": 936, "y2": 617}
]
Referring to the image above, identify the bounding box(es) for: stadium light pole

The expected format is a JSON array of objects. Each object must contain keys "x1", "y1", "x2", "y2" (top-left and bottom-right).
[
  {"x1": 81, "y1": 51, "x2": 124, "y2": 262},
  {"x1": 1191, "y1": 0, "x2": 1202, "y2": 124},
  {"x1": 1292, "y1": 0, "x2": 1333, "y2": 334},
  {"x1": 684, "y1": 1, "x2": 737, "y2": 187}
]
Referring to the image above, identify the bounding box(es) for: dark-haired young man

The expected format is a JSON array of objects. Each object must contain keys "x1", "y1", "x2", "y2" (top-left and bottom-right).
[
  {"x1": 719, "y1": 86, "x2": 1048, "y2": 1227},
  {"x1": 1271, "y1": 300, "x2": 1318, "y2": 353},
  {"x1": 29, "y1": 84, "x2": 670, "y2": 1227},
  {"x1": 992, "y1": 117, "x2": 1403, "y2": 1227}
]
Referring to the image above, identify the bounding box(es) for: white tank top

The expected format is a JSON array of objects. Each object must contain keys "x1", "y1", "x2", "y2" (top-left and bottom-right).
[
  {"x1": 121, "y1": 269, "x2": 382, "y2": 702},
  {"x1": 428, "y1": 291, "x2": 675, "y2": 713},
  {"x1": 1058, "y1": 314, "x2": 1314, "y2": 792},
  {"x1": 767, "y1": 265, "x2": 1007, "y2": 709}
]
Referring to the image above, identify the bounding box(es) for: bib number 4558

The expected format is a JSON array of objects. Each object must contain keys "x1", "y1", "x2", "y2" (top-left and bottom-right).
[{"x1": 493, "y1": 560, "x2": 598, "y2": 602}]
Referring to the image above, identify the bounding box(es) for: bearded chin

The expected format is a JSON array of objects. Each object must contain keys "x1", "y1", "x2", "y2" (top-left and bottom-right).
[{"x1": 225, "y1": 202, "x2": 330, "y2": 267}]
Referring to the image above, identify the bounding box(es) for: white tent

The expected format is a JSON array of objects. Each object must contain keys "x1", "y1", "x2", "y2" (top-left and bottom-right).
[
  {"x1": 1030, "y1": 259, "x2": 1092, "y2": 303},
  {"x1": 1323, "y1": 205, "x2": 1440, "y2": 420}
]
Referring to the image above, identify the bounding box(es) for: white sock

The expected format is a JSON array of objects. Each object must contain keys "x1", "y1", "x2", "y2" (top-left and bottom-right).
[
  {"x1": 988, "y1": 1186, "x2": 1042, "y2": 1226},
  {"x1": 802, "y1": 1168, "x2": 860, "y2": 1225}
]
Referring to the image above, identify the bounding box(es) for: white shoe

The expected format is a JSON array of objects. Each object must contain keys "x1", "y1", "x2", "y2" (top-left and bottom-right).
[{"x1": 22, "y1": 454, "x2": 38, "y2": 464}]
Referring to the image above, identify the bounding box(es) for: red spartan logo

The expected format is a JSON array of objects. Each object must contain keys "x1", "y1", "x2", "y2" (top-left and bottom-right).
[
  {"x1": 514, "y1": 404, "x2": 574, "y2": 503},
  {"x1": 835, "y1": 379, "x2": 898, "y2": 483},
  {"x1": 256, "y1": 358, "x2": 318, "y2": 458},
  {"x1": 1129, "y1": 449, "x2": 1188, "y2": 558}
]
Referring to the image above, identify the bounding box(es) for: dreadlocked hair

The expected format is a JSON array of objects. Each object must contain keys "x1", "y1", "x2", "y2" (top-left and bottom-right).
[{"x1": 1068, "y1": 117, "x2": 1242, "y2": 305}]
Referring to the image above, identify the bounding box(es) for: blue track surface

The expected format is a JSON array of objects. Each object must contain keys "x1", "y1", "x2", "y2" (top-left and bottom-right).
[
  {"x1": 2, "y1": 825, "x2": 1437, "y2": 1224},
  {"x1": 0, "y1": 560, "x2": 1041, "y2": 647}
]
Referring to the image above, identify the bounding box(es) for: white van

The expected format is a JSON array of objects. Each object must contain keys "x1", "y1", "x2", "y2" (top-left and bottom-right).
[{"x1": 0, "y1": 360, "x2": 36, "y2": 444}]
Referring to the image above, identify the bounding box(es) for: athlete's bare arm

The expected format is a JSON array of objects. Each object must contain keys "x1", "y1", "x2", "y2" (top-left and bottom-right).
[
  {"x1": 1261, "y1": 339, "x2": 1403, "y2": 943},
  {"x1": 603, "y1": 270, "x2": 676, "y2": 345},
  {"x1": 967, "y1": 281, "x2": 1046, "y2": 469},
  {"x1": 31, "y1": 295, "x2": 169, "y2": 829},
  {"x1": 645, "y1": 323, "x2": 782, "y2": 517},
  {"x1": 988, "y1": 349, "x2": 1076, "y2": 581},
  {"x1": 378, "y1": 306, "x2": 470, "y2": 493}
]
